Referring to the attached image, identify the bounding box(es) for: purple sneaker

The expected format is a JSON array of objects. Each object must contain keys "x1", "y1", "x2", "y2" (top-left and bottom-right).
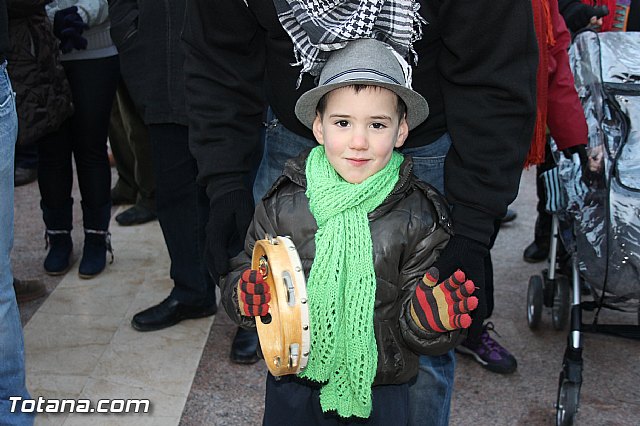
[{"x1": 456, "y1": 322, "x2": 518, "y2": 374}]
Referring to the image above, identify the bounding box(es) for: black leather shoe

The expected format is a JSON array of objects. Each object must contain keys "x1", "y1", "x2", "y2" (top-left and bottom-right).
[
  {"x1": 131, "y1": 297, "x2": 217, "y2": 332},
  {"x1": 230, "y1": 327, "x2": 260, "y2": 364},
  {"x1": 14, "y1": 167, "x2": 37, "y2": 187},
  {"x1": 13, "y1": 278, "x2": 46, "y2": 303},
  {"x1": 116, "y1": 205, "x2": 157, "y2": 226},
  {"x1": 523, "y1": 241, "x2": 549, "y2": 263},
  {"x1": 500, "y1": 209, "x2": 517, "y2": 224}
]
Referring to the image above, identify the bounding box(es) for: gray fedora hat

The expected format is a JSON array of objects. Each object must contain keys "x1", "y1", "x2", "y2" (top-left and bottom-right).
[{"x1": 295, "y1": 38, "x2": 429, "y2": 131}]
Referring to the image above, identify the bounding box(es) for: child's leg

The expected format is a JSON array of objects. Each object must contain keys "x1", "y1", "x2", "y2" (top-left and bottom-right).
[
  {"x1": 263, "y1": 374, "x2": 409, "y2": 425},
  {"x1": 263, "y1": 374, "x2": 317, "y2": 425}
]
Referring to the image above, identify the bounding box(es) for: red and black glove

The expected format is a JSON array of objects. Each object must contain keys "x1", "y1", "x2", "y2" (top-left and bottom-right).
[
  {"x1": 410, "y1": 267, "x2": 478, "y2": 333},
  {"x1": 237, "y1": 269, "x2": 271, "y2": 317}
]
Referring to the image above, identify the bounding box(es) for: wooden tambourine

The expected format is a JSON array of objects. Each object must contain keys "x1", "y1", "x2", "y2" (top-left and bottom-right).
[{"x1": 251, "y1": 235, "x2": 310, "y2": 376}]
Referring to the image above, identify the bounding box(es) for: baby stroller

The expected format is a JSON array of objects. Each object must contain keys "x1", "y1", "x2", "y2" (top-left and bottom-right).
[{"x1": 525, "y1": 30, "x2": 640, "y2": 426}]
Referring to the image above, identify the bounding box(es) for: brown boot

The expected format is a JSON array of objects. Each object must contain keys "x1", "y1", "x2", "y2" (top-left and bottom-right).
[{"x1": 13, "y1": 278, "x2": 47, "y2": 303}]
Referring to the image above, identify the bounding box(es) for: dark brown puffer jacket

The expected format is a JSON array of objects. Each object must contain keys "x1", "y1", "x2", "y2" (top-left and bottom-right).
[
  {"x1": 222, "y1": 151, "x2": 466, "y2": 386},
  {"x1": 7, "y1": 0, "x2": 73, "y2": 145}
]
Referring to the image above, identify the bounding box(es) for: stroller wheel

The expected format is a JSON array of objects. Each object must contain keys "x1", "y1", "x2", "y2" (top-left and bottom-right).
[
  {"x1": 552, "y1": 276, "x2": 570, "y2": 330},
  {"x1": 556, "y1": 373, "x2": 580, "y2": 426},
  {"x1": 527, "y1": 275, "x2": 543, "y2": 329}
]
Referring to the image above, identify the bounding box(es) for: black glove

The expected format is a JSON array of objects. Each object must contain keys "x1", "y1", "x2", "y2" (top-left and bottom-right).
[
  {"x1": 433, "y1": 234, "x2": 489, "y2": 329},
  {"x1": 433, "y1": 235, "x2": 488, "y2": 290},
  {"x1": 53, "y1": 7, "x2": 88, "y2": 53},
  {"x1": 59, "y1": 29, "x2": 88, "y2": 53},
  {"x1": 562, "y1": 3, "x2": 609, "y2": 33},
  {"x1": 205, "y1": 190, "x2": 254, "y2": 278}
]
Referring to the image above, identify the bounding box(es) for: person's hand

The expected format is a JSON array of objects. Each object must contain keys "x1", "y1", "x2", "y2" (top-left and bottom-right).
[
  {"x1": 53, "y1": 6, "x2": 88, "y2": 38},
  {"x1": 587, "y1": 145, "x2": 604, "y2": 174},
  {"x1": 433, "y1": 234, "x2": 488, "y2": 290},
  {"x1": 53, "y1": 6, "x2": 89, "y2": 53},
  {"x1": 205, "y1": 190, "x2": 254, "y2": 278},
  {"x1": 563, "y1": 4, "x2": 609, "y2": 33},
  {"x1": 237, "y1": 269, "x2": 271, "y2": 317},
  {"x1": 410, "y1": 267, "x2": 478, "y2": 333},
  {"x1": 430, "y1": 234, "x2": 488, "y2": 329},
  {"x1": 589, "y1": 15, "x2": 605, "y2": 28},
  {"x1": 59, "y1": 29, "x2": 88, "y2": 53}
]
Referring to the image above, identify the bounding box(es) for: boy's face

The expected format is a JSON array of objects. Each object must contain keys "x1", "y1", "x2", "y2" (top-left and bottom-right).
[{"x1": 312, "y1": 86, "x2": 408, "y2": 184}]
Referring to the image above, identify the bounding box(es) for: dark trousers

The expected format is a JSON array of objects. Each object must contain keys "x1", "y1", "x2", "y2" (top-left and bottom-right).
[
  {"x1": 466, "y1": 220, "x2": 499, "y2": 341},
  {"x1": 38, "y1": 56, "x2": 119, "y2": 210},
  {"x1": 263, "y1": 374, "x2": 409, "y2": 426},
  {"x1": 15, "y1": 142, "x2": 37, "y2": 169},
  {"x1": 468, "y1": 143, "x2": 558, "y2": 340},
  {"x1": 109, "y1": 79, "x2": 155, "y2": 212},
  {"x1": 148, "y1": 123, "x2": 214, "y2": 306}
]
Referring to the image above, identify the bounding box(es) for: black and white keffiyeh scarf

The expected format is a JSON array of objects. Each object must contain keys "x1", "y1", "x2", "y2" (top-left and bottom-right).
[{"x1": 273, "y1": 0, "x2": 425, "y2": 84}]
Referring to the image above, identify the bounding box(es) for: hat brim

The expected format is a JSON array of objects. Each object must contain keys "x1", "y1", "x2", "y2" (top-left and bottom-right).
[{"x1": 295, "y1": 80, "x2": 429, "y2": 131}]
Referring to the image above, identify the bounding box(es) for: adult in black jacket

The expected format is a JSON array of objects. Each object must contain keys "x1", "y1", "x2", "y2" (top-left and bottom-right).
[{"x1": 182, "y1": 0, "x2": 537, "y2": 424}]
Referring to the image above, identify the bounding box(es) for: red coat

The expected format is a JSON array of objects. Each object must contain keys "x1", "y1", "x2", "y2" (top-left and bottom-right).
[
  {"x1": 528, "y1": 0, "x2": 588, "y2": 165},
  {"x1": 547, "y1": 0, "x2": 588, "y2": 151}
]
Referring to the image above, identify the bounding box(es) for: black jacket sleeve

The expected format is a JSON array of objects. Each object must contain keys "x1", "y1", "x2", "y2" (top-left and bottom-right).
[
  {"x1": 428, "y1": 0, "x2": 538, "y2": 246},
  {"x1": 182, "y1": 0, "x2": 266, "y2": 204}
]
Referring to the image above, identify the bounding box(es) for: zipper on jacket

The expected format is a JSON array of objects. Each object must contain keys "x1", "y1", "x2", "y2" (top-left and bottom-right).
[{"x1": 370, "y1": 161, "x2": 413, "y2": 221}]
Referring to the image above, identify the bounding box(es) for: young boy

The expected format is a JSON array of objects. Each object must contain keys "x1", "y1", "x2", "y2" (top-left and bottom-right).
[{"x1": 220, "y1": 38, "x2": 477, "y2": 425}]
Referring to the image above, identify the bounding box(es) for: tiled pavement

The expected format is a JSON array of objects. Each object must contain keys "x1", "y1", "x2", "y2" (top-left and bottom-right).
[{"x1": 12, "y1": 167, "x2": 640, "y2": 425}]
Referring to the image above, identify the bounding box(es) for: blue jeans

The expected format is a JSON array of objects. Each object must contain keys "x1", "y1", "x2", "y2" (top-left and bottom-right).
[
  {"x1": 403, "y1": 135, "x2": 454, "y2": 426},
  {"x1": 0, "y1": 62, "x2": 34, "y2": 425},
  {"x1": 253, "y1": 110, "x2": 455, "y2": 426},
  {"x1": 253, "y1": 110, "x2": 316, "y2": 202}
]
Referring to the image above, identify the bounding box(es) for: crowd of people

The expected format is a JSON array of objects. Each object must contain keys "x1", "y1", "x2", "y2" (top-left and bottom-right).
[{"x1": 2, "y1": 0, "x2": 638, "y2": 425}]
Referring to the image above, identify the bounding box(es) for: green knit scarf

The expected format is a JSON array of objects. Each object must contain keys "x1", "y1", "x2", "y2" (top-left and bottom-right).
[{"x1": 300, "y1": 146, "x2": 403, "y2": 418}]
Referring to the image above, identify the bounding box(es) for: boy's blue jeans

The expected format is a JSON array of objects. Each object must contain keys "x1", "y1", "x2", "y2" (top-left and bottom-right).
[
  {"x1": 254, "y1": 109, "x2": 455, "y2": 426},
  {"x1": 0, "y1": 61, "x2": 34, "y2": 426}
]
